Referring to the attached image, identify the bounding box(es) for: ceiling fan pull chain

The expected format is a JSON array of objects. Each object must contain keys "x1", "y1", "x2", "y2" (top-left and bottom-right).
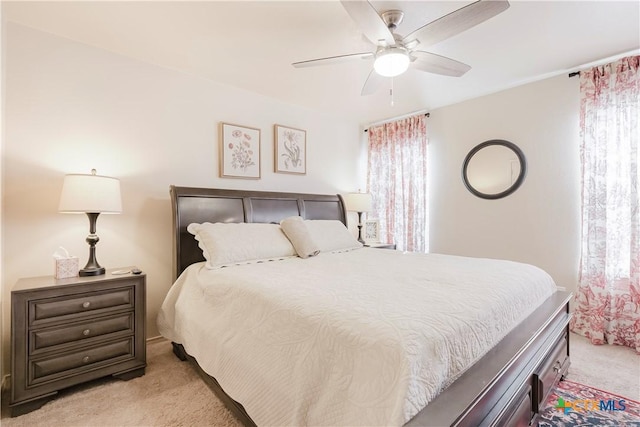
[{"x1": 390, "y1": 76, "x2": 395, "y2": 107}]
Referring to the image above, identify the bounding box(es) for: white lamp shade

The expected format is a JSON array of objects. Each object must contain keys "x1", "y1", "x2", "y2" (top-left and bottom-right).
[
  {"x1": 344, "y1": 192, "x2": 372, "y2": 213},
  {"x1": 374, "y1": 50, "x2": 410, "y2": 77},
  {"x1": 59, "y1": 172, "x2": 122, "y2": 213}
]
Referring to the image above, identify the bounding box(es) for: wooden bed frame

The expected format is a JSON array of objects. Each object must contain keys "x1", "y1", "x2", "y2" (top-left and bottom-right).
[{"x1": 169, "y1": 185, "x2": 572, "y2": 427}]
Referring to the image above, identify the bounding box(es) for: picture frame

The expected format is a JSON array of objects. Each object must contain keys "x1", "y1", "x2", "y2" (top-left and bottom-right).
[
  {"x1": 274, "y1": 124, "x2": 306, "y2": 175},
  {"x1": 364, "y1": 219, "x2": 380, "y2": 243},
  {"x1": 220, "y1": 123, "x2": 261, "y2": 179}
]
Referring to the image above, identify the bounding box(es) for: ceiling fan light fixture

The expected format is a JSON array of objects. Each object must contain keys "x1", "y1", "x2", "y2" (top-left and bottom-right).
[{"x1": 374, "y1": 48, "x2": 410, "y2": 77}]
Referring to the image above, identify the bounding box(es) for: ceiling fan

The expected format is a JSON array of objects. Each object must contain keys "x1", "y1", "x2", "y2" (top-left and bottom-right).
[{"x1": 292, "y1": 0, "x2": 510, "y2": 96}]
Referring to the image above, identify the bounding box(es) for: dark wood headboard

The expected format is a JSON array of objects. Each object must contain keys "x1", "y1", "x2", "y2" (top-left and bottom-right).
[{"x1": 170, "y1": 186, "x2": 347, "y2": 280}]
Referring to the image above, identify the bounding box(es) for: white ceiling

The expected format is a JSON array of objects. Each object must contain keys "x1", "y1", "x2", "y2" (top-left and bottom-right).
[{"x1": 4, "y1": 1, "x2": 640, "y2": 125}]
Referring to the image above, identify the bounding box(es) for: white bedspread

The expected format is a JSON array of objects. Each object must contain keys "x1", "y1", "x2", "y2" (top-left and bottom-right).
[{"x1": 157, "y1": 249, "x2": 556, "y2": 426}]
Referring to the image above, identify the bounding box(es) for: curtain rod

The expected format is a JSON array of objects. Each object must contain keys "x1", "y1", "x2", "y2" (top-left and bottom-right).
[
  {"x1": 364, "y1": 112, "x2": 430, "y2": 133},
  {"x1": 567, "y1": 49, "x2": 640, "y2": 79}
]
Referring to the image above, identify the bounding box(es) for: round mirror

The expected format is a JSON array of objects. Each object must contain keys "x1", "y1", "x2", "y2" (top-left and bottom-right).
[{"x1": 462, "y1": 140, "x2": 527, "y2": 200}]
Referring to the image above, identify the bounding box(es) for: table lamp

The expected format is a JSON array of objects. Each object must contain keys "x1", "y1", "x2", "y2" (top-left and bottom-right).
[
  {"x1": 58, "y1": 169, "x2": 122, "y2": 276},
  {"x1": 343, "y1": 192, "x2": 372, "y2": 243}
]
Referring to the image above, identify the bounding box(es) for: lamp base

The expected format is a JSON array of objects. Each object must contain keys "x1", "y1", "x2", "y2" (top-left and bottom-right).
[
  {"x1": 356, "y1": 211, "x2": 365, "y2": 244},
  {"x1": 80, "y1": 212, "x2": 106, "y2": 277},
  {"x1": 79, "y1": 267, "x2": 105, "y2": 277}
]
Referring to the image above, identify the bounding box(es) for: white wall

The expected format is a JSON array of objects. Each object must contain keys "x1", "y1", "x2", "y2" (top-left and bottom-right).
[
  {"x1": 0, "y1": 9, "x2": 5, "y2": 389},
  {"x1": 1, "y1": 23, "x2": 363, "y2": 378},
  {"x1": 428, "y1": 74, "x2": 582, "y2": 294}
]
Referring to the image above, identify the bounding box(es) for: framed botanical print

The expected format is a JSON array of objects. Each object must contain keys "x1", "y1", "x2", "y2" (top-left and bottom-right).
[
  {"x1": 364, "y1": 219, "x2": 380, "y2": 243},
  {"x1": 220, "y1": 123, "x2": 261, "y2": 179},
  {"x1": 274, "y1": 124, "x2": 306, "y2": 175}
]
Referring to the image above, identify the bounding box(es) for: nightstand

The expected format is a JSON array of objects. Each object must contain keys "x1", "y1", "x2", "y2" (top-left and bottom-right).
[
  {"x1": 10, "y1": 268, "x2": 146, "y2": 416},
  {"x1": 364, "y1": 243, "x2": 396, "y2": 250}
]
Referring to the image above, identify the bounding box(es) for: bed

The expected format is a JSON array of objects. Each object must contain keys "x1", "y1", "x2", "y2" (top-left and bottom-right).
[{"x1": 158, "y1": 186, "x2": 572, "y2": 426}]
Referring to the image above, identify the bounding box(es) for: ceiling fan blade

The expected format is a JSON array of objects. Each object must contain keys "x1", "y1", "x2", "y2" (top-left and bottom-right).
[
  {"x1": 292, "y1": 52, "x2": 374, "y2": 68},
  {"x1": 361, "y1": 69, "x2": 384, "y2": 96},
  {"x1": 341, "y1": 0, "x2": 395, "y2": 46},
  {"x1": 403, "y1": 0, "x2": 510, "y2": 49},
  {"x1": 411, "y1": 51, "x2": 471, "y2": 77}
]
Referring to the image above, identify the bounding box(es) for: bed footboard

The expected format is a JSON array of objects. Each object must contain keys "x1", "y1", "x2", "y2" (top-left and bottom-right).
[{"x1": 406, "y1": 290, "x2": 571, "y2": 427}]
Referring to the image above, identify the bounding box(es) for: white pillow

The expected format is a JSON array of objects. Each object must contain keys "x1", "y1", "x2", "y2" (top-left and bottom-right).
[
  {"x1": 187, "y1": 222, "x2": 296, "y2": 269},
  {"x1": 304, "y1": 220, "x2": 363, "y2": 253},
  {"x1": 280, "y1": 216, "x2": 320, "y2": 259}
]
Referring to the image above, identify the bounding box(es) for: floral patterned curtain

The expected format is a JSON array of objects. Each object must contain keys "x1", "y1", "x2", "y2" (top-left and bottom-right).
[
  {"x1": 570, "y1": 55, "x2": 640, "y2": 352},
  {"x1": 367, "y1": 114, "x2": 428, "y2": 252}
]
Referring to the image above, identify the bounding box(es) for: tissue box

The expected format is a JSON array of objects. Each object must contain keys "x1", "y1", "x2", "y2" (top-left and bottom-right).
[{"x1": 55, "y1": 257, "x2": 79, "y2": 279}]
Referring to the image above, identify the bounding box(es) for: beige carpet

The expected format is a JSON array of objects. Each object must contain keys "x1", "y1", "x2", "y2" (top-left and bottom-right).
[
  {"x1": 1, "y1": 339, "x2": 242, "y2": 427},
  {"x1": 563, "y1": 332, "x2": 639, "y2": 400},
  {"x1": 1, "y1": 333, "x2": 638, "y2": 426}
]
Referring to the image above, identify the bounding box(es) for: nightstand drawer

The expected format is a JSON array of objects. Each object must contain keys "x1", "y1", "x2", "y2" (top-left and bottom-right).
[
  {"x1": 30, "y1": 338, "x2": 133, "y2": 383},
  {"x1": 31, "y1": 313, "x2": 133, "y2": 353},
  {"x1": 30, "y1": 288, "x2": 133, "y2": 324}
]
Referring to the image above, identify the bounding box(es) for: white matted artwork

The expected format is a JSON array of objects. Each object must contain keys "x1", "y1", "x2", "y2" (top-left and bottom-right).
[
  {"x1": 220, "y1": 123, "x2": 261, "y2": 179},
  {"x1": 274, "y1": 124, "x2": 306, "y2": 175},
  {"x1": 364, "y1": 219, "x2": 380, "y2": 243}
]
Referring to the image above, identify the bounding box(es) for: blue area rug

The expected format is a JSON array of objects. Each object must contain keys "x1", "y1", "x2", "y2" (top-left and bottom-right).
[{"x1": 538, "y1": 379, "x2": 640, "y2": 426}]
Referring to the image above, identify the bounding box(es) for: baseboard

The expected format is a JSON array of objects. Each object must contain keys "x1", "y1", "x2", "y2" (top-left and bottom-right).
[{"x1": 146, "y1": 335, "x2": 165, "y2": 343}]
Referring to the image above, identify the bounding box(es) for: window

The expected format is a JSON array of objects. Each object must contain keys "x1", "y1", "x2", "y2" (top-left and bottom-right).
[
  {"x1": 367, "y1": 114, "x2": 428, "y2": 252},
  {"x1": 570, "y1": 55, "x2": 640, "y2": 351}
]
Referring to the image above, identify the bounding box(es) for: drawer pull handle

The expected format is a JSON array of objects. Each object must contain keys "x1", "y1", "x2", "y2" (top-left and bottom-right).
[
  {"x1": 82, "y1": 356, "x2": 90, "y2": 363},
  {"x1": 82, "y1": 301, "x2": 91, "y2": 309},
  {"x1": 82, "y1": 329, "x2": 91, "y2": 336}
]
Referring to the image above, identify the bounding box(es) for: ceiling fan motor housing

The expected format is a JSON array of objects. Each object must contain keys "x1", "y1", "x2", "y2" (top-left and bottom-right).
[{"x1": 381, "y1": 10, "x2": 404, "y2": 31}]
